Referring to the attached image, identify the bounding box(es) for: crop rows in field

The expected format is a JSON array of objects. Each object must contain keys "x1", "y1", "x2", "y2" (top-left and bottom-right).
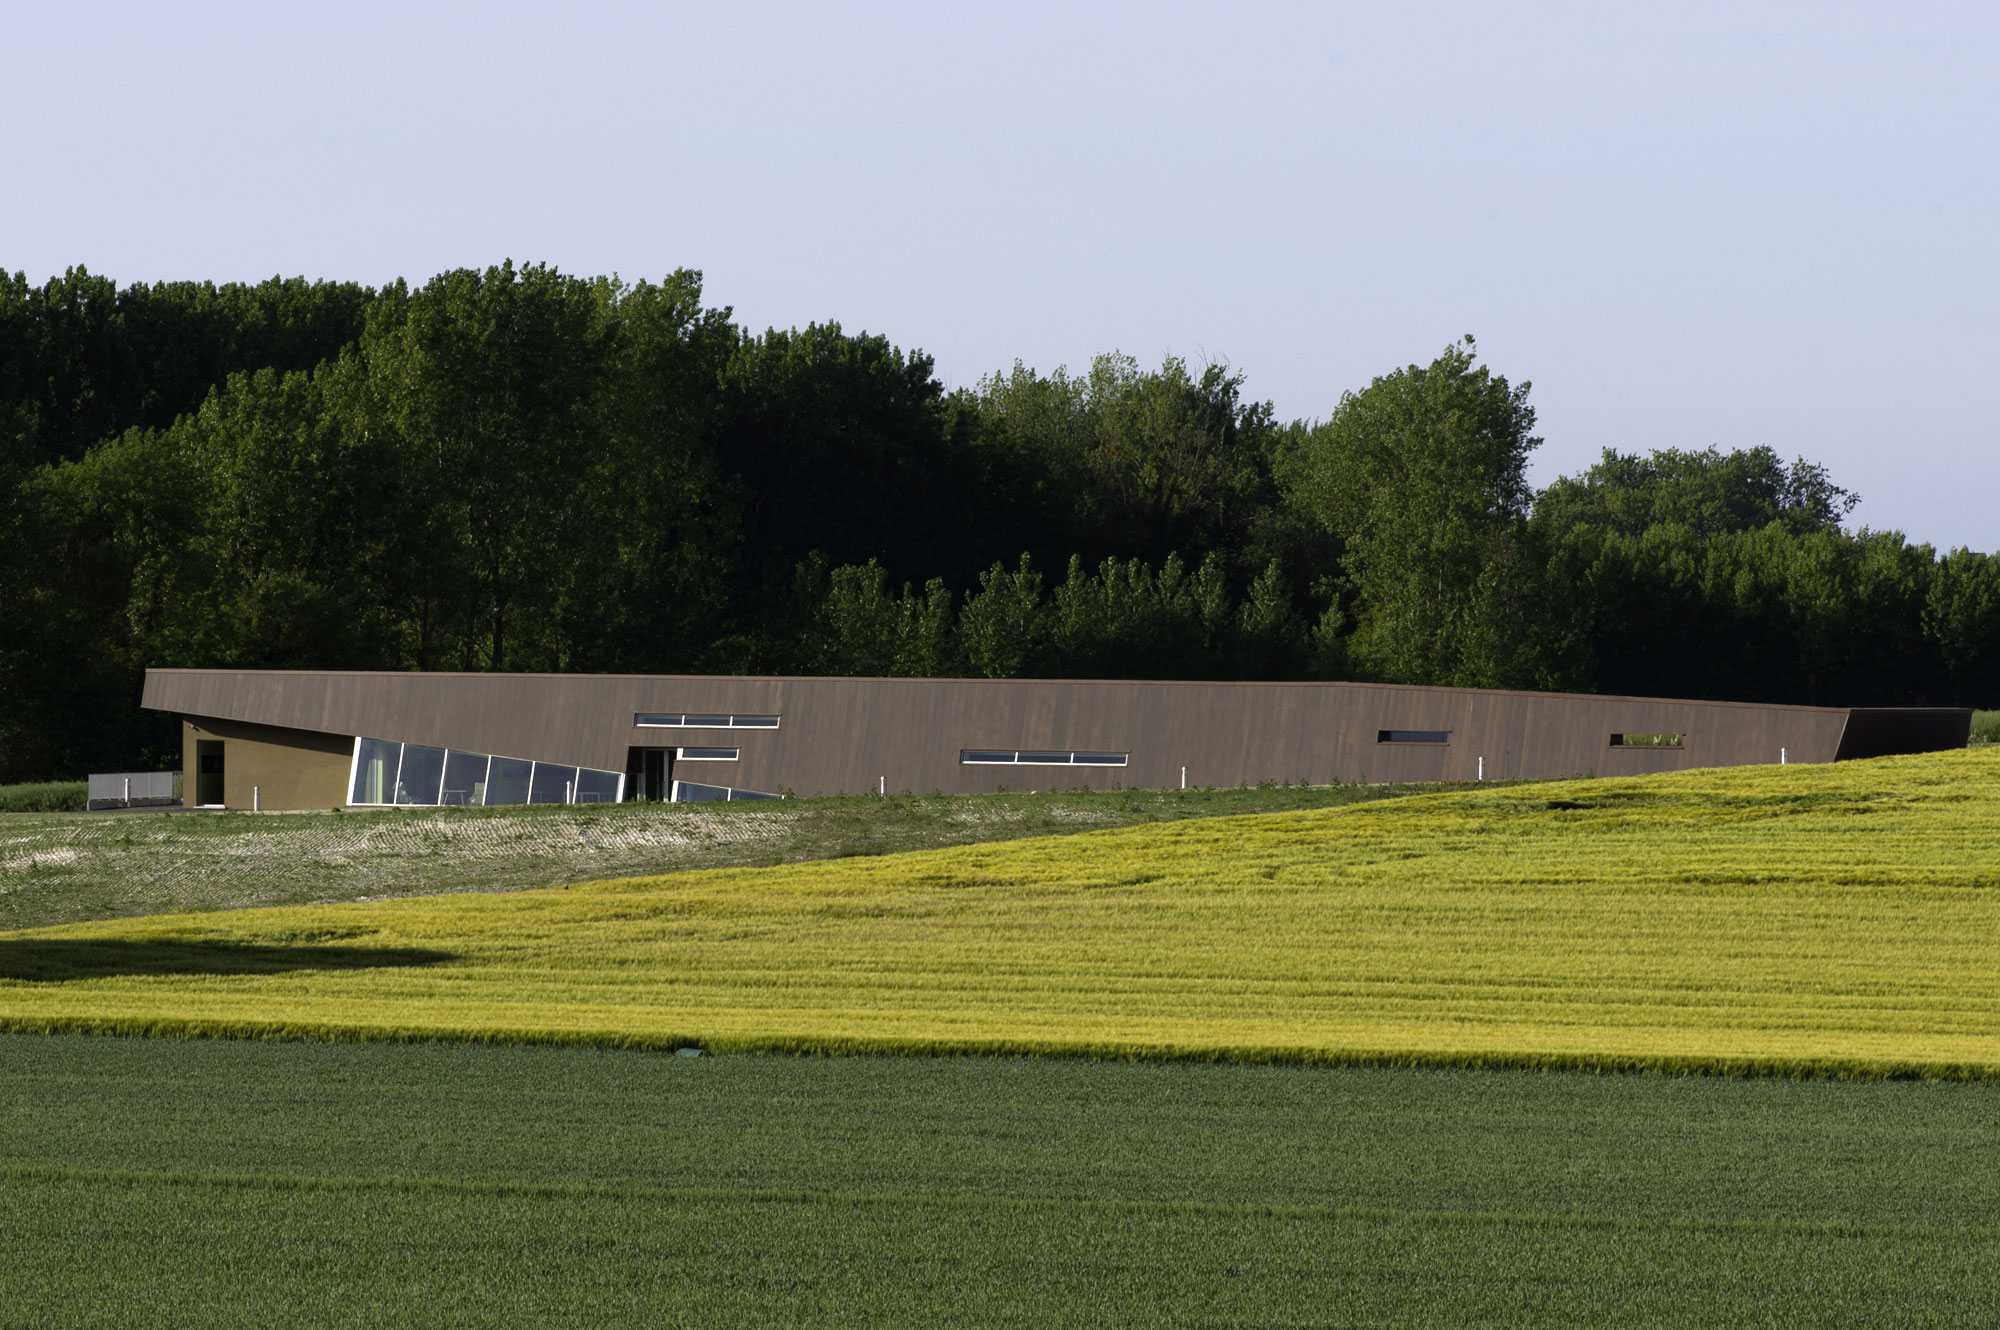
[
  {"x1": 4, "y1": 751, "x2": 1997, "y2": 1077},
  {"x1": 1, "y1": 1036, "x2": 1993, "y2": 1328}
]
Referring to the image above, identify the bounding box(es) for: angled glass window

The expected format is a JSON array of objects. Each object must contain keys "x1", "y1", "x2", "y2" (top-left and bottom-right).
[
  {"x1": 677, "y1": 747, "x2": 739, "y2": 761},
  {"x1": 671, "y1": 780, "x2": 779, "y2": 803},
  {"x1": 350, "y1": 739, "x2": 620, "y2": 808},
  {"x1": 529, "y1": 763, "x2": 579, "y2": 805},
  {"x1": 573, "y1": 768, "x2": 623, "y2": 804},
  {"x1": 441, "y1": 750, "x2": 489, "y2": 806},
  {"x1": 395, "y1": 745, "x2": 446, "y2": 805},
  {"x1": 351, "y1": 739, "x2": 400, "y2": 805},
  {"x1": 1072, "y1": 753, "x2": 1129, "y2": 767},
  {"x1": 486, "y1": 757, "x2": 533, "y2": 806}
]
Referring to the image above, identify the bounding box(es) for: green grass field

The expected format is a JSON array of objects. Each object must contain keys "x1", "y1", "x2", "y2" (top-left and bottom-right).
[
  {"x1": 0, "y1": 781, "x2": 86, "y2": 814},
  {"x1": 3, "y1": 750, "x2": 1996, "y2": 1075},
  {"x1": 2, "y1": 1036, "x2": 1994, "y2": 1328},
  {"x1": 0, "y1": 780, "x2": 1463, "y2": 931}
]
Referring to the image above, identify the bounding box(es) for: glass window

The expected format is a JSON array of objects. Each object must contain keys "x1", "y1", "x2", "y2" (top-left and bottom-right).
[
  {"x1": 960, "y1": 749, "x2": 1127, "y2": 766},
  {"x1": 394, "y1": 744, "x2": 446, "y2": 804},
  {"x1": 677, "y1": 747, "x2": 738, "y2": 761},
  {"x1": 574, "y1": 768, "x2": 622, "y2": 804},
  {"x1": 636, "y1": 712, "x2": 779, "y2": 729},
  {"x1": 486, "y1": 756, "x2": 532, "y2": 806},
  {"x1": 673, "y1": 780, "x2": 730, "y2": 802},
  {"x1": 441, "y1": 750, "x2": 489, "y2": 806},
  {"x1": 351, "y1": 738, "x2": 401, "y2": 805},
  {"x1": 1377, "y1": 730, "x2": 1449, "y2": 744},
  {"x1": 529, "y1": 763, "x2": 579, "y2": 804}
]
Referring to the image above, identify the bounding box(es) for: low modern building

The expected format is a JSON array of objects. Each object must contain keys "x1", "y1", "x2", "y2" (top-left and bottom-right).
[{"x1": 139, "y1": 668, "x2": 1972, "y2": 812}]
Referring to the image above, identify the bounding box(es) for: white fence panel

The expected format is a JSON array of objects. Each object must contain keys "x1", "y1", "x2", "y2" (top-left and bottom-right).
[{"x1": 87, "y1": 771, "x2": 181, "y2": 810}]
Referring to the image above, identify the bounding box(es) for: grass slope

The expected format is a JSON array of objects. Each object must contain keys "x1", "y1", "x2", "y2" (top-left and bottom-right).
[
  {"x1": 0, "y1": 781, "x2": 1458, "y2": 930},
  {"x1": 2, "y1": 1037, "x2": 1994, "y2": 1328},
  {"x1": 2, "y1": 751, "x2": 1997, "y2": 1076}
]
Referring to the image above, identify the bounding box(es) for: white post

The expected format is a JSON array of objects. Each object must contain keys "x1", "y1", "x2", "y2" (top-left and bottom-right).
[
  {"x1": 253, "y1": 786, "x2": 260, "y2": 812},
  {"x1": 1781, "y1": 748, "x2": 1787, "y2": 765},
  {"x1": 879, "y1": 776, "x2": 886, "y2": 796},
  {"x1": 1477, "y1": 756, "x2": 1484, "y2": 782},
  {"x1": 123, "y1": 777, "x2": 130, "y2": 804},
  {"x1": 1181, "y1": 766, "x2": 1187, "y2": 789}
]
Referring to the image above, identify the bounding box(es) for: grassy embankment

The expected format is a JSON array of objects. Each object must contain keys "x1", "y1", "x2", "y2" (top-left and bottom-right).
[
  {"x1": 1, "y1": 1037, "x2": 1993, "y2": 1327},
  {"x1": 3, "y1": 749, "x2": 1996, "y2": 1077},
  {"x1": 0, "y1": 780, "x2": 1466, "y2": 930}
]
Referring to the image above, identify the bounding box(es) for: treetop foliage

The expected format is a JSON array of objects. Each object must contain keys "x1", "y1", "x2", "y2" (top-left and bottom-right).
[{"x1": 1, "y1": 262, "x2": 1993, "y2": 780}]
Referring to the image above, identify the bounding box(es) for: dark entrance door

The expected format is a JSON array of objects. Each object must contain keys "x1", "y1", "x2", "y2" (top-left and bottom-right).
[
  {"x1": 195, "y1": 740, "x2": 224, "y2": 807},
  {"x1": 626, "y1": 747, "x2": 672, "y2": 801}
]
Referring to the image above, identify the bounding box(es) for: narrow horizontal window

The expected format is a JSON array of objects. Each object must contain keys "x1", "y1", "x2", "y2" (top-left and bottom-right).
[
  {"x1": 1610, "y1": 732, "x2": 1683, "y2": 748},
  {"x1": 1378, "y1": 730, "x2": 1449, "y2": 744},
  {"x1": 959, "y1": 749, "x2": 1129, "y2": 767},
  {"x1": 636, "y1": 713, "x2": 780, "y2": 729},
  {"x1": 677, "y1": 747, "x2": 739, "y2": 761}
]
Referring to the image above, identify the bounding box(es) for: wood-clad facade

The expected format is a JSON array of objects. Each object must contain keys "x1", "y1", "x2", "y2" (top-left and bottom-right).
[{"x1": 141, "y1": 669, "x2": 1972, "y2": 811}]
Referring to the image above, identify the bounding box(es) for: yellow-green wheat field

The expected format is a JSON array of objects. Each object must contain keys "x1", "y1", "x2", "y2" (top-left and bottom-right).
[{"x1": 5, "y1": 750, "x2": 1999, "y2": 1076}]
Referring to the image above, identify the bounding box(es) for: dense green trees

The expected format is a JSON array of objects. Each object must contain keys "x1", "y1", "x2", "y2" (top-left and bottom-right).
[
  {"x1": 1, "y1": 262, "x2": 1992, "y2": 781},
  {"x1": 1277, "y1": 337, "x2": 1546, "y2": 688}
]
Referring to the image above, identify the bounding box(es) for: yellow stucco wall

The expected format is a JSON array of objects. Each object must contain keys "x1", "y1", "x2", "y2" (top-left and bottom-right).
[{"x1": 181, "y1": 718, "x2": 353, "y2": 811}]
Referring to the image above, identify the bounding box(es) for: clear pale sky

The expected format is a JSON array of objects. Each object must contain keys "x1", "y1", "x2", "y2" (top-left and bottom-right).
[{"x1": 6, "y1": 1, "x2": 1994, "y2": 549}]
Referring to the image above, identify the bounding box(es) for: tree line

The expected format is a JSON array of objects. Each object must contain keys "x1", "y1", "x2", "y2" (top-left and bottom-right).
[{"x1": 3, "y1": 262, "x2": 1995, "y2": 781}]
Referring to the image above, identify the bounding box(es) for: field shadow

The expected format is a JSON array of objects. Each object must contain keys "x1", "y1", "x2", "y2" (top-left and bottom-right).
[{"x1": 0, "y1": 939, "x2": 457, "y2": 982}]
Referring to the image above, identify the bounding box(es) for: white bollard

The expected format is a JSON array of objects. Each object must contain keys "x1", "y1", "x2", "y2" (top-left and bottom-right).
[
  {"x1": 1478, "y1": 756, "x2": 1484, "y2": 782},
  {"x1": 123, "y1": 777, "x2": 130, "y2": 805},
  {"x1": 1781, "y1": 748, "x2": 1787, "y2": 765},
  {"x1": 253, "y1": 786, "x2": 260, "y2": 812},
  {"x1": 1181, "y1": 766, "x2": 1187, "y2": 789},
  {"x1": 880, "y1": 776, "x2": 886, "y2": 796}
]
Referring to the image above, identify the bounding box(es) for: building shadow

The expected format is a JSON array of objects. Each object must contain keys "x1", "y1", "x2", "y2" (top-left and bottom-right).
[{"x1": 0, "y1": 939, "x2": 457, "y2": 982}]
